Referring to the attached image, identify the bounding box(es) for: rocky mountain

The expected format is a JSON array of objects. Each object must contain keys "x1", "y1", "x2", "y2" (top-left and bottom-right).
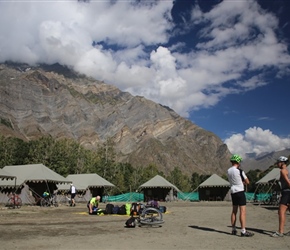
[
  {"x1": 0, "y1": 62, "x2": 232, "y2": 176},
  {"x1": 242, "y1": 149, "x2": 290, "y2": 172}
]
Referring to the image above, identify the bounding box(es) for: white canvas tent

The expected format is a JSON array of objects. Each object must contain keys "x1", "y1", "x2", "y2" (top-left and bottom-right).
[
  {"x1": 198, "y1": 174, "x2": 230, "y2": 201},
  {"x1": 139, "y1": 175, "x2": 179, "y2": 202},
  {"x1": 0, "y1": 168, "x2": 16, "y2": 201},
  {"x1": 57, "y1": 173, "x2": 115, "y2": 202},
  {"x1": 199, "y1": 174, "x2": 230, "y2": 188},
  {"x1": 254, "y1": 165, "x2": 290, "y2": 203},
  {"x1": 0, "y1": 168, "x2": 16, "y2": 180},
  {"x1": 256, "y1": 166, "x2": 290, "y2": 185},
  {"x1": 0, "y1": 164, "x2": 70, "y2": 205}
]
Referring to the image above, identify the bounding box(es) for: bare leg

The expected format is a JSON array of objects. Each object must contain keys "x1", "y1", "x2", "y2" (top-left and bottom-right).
[
  {"x1": 278, "y1": 204, "x2": 288, "y2": 234},
  {"x1": 231, "y1": 205, "x2": 238, "y2": 228},
  {"x1": 239, "y1": 205, "x2": 246, "y2": 230}
]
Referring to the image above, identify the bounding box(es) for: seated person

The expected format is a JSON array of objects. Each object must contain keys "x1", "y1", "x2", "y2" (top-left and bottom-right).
[
  {"x1": 146, "y1": 197, "x2": 153, "y2": 206},
  {"x1": 152, "y1": 198, "x2": 159, "y2": 208},
  {"x1": 147, "y1": 198, "x2": 159, "y2": 208},
  {"x1": 87, "y1": 195, "x2": 101, "y2": 214}
]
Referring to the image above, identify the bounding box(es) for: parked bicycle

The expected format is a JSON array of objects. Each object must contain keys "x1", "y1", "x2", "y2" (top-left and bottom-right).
[
  {"x1": 40, "y1": 193, "x2": 58, "y2": 207},
  {"x1": 262, "y1": 192, "x2": 280, "y2": 206},
  {"x1": 6, "y1": 193, "x2": 22, "y2": 209}
]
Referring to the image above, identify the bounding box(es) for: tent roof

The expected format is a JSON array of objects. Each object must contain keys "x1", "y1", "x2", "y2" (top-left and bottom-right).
[
  {"x1": 0, "y1": 168, "x2": 16, "y2": 180},
  {"x1": 0, "y1": 164, "x2": 70, "y2": 188},
  {"x1": 256, "y1": 165, "x2": 290, "y2": 185},
  {"x1": 57, "y1": 173, "x2": 115, "y2": 191},
  {"x1": 199, "y1": 174, "x2": 230, "y2": 188},
  {"x1": 139, "y1": 175, "x2": 179, "y2": 191}
]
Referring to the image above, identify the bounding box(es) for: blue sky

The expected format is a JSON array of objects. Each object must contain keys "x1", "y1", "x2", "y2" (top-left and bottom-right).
[{"x1": 0, "y1": 0, "x2": 289, "y2": 158}]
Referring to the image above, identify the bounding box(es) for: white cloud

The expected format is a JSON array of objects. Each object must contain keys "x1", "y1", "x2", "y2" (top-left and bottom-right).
[
  {"x1": 0, "y1": 0, "x2": 289, "y2": 118},
  {"x1": 224, "y1": 127, "x2": 290, "y2": 158}
]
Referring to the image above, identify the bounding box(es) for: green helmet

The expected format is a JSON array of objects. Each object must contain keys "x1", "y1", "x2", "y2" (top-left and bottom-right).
[{"x1": 230, "y1": 154, "x2": 242, "y2": 163}]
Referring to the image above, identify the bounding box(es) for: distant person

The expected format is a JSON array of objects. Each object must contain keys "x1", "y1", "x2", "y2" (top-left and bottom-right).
[
  {"x1": 147, "y1": 197, "x2": 159, "y2": 208},
  {"x1": 271, "y1": 156, "x2": 290, "y2": 237},
  {"x1": 146, "y1": 197, "x2": 153, "y2": 206},
  {"x1": 227, "y1": 154, "x2": 254, "y2": 237},
  {"x1": 69, "y1": 183, "x2": 76, "y2": 207},
  {"x1": 88, "y1": 195, "x2": 101, "y2": 214},
  {"x1": 165, "y1": 193, "x2": 170, "y2": 202},
  {"x1": 152, "y1": 198, "x2": 159, "y2": 208}
]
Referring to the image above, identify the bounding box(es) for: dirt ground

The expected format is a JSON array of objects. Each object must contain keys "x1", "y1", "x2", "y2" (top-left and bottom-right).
[{"x1": 0, "y1": 201, "x2": 290, "y2": 250}]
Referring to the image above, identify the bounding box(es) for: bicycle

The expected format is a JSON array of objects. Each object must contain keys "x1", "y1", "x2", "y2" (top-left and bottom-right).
[
  {"x1": 262, "y1": 193, "x2": 280, "y2": 206},
  {"x1": 40, "y1": 195, "x2": 58, "y2": 207},
  {"x1": 137, "y1": 207, "x2": 164, "y2": 226},
  {"x1": 6, "y1": 194, "x2": 22, "y2": 209}
]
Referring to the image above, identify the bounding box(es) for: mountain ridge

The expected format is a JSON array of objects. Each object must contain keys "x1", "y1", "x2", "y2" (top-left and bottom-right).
[
  {"x1": 0, "y1": 62, "x2": 232, "y2": 176},
  {"x1": 242, "y1": 148, "x2": 290, "y2": 172}
]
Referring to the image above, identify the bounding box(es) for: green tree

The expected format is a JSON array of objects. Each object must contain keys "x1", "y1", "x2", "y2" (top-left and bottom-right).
[
  {"x1": 168, "y1": 167, "x2": 191, "y2": 192},
  {"x1": 130, "y1": 165, "x2": 145, "y2": 193},
  {"x1": 23, "y1": 136, "x2": 55, "y2": 165},
  {"x1": 190, "y1": 172, "x2": 201, "y2": 191},
  {"x1": 95, "y1": 138, "x2": 116, "y2": 180},
  {"x1": 0, "y1": 136, "x2": 28, "y2": 167},
  {"x1": 140, "y1": 163, "x2": 161, "y2": 182},
  {"x1": 246, "y1": 169, "x2": 262, "y2": 192},
  {"x1": 49, "y1": 138, "x2": 85, "y2": 176}
]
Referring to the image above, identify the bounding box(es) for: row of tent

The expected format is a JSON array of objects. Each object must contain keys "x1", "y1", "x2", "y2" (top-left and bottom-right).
[
  {"x1": 1, "y1": 164, "x2": 288, "y2": 205},
  {"x1": 0, "y1": 164, "x2": 180, "y2": 205}
]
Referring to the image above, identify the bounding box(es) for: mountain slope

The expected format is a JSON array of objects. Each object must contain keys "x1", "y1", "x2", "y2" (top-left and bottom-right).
[
  {"x1": 242, "y1": 149, "x2": 290, "y2": 172},
  {"x1": 0, "y1": 63, "x2": 232, "y2": 175}
]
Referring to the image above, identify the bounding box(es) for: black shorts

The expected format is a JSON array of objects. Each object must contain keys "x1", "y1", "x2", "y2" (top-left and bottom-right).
[
  {"x1": 71, "y1": 193, "x2": 76, "y2": 199},
  {"x1": 279, "y1": 190, "x2": 290, "y2": 205},
  {"x1": 231, "y1": 191, "x2": 246, "y2": 206}
]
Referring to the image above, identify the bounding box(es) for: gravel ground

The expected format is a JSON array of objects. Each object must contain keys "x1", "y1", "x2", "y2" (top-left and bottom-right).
[{"x1": 0, "y1": 201, "x2": 289, "y2": 250}]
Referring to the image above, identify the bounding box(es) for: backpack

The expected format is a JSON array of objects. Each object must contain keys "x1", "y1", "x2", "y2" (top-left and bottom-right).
[
  {"x1": 125, "y1": 203, "x2": 132, "y2": 215},
  {"x1": 118, "y1": 204, "x2": 126, "y2": 215},
  {"x1": 112, "y1": 205, "x2": 120, "y2": 214},
  {"x1": 159, "y1": 205, "x2": 166, "y2": 213},
  {"x1": 130, "y1": 202, "x2": 140, "y2": 216},
  {"x1": 105, "y1": 203, "x2": 114, "y2": 214},
  {"x1": 125, "y1": 216, "x2": 136, "y2": 228}
]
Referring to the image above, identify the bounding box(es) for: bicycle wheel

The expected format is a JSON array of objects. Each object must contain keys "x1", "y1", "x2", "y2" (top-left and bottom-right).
[
  {"x1": 40, "y1": 198, "x2": 49, "y2": 207},
  {"x1": 6, "y1": 198, "x2": 14, "y2": 208},
  {"x1": 6, "y1": 196, "x2": 22, "y2": 208},
  {"x1": 139, "y1": 207, "x2": 164, "y2": 225},
  {"x1": 263, "y1": 198, "x2": 271, "y2": 205},
  {"x1": 14, "y1": 197, "x2": 22, "y2": 208}
]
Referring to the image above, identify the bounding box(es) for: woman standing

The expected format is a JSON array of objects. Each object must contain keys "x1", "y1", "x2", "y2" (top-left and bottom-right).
[{"x1": 272, "y1": 156, "x2": 290, "y2": 237}]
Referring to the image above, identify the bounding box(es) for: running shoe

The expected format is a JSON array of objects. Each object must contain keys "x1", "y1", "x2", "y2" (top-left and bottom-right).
[
  {"x1": 271, "y1": 231, "x2": 284, "y2": 237},
  {"x1": 231, "y1": 229, "x2": 237, "y2": 235},
  {"x1": 241, "y1": 231, "x2": 254, "y2": 237}
]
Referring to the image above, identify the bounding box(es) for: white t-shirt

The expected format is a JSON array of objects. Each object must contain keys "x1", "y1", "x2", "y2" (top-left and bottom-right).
[
  {"x1": 70, "y1": 185, "x2": 76, "y2": 194},
  {"x1": 227, "y1": 166, "x2": 247, "y2": 194}
]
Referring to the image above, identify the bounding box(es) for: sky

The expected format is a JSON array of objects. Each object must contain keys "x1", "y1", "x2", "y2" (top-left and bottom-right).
[{"x1": 0, "y1": 0, "x2": 290, "y2": 159}]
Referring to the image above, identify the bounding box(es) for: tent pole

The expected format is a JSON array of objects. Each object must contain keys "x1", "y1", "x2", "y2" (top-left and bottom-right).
[{"x1": 13, "y1": 177, "x2": 17, "y2": 209}]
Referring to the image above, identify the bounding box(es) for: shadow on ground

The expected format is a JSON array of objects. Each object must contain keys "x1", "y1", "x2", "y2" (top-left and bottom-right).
[{"x1": 189, "y1": 225, "x2": 275, "y2": 237}]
